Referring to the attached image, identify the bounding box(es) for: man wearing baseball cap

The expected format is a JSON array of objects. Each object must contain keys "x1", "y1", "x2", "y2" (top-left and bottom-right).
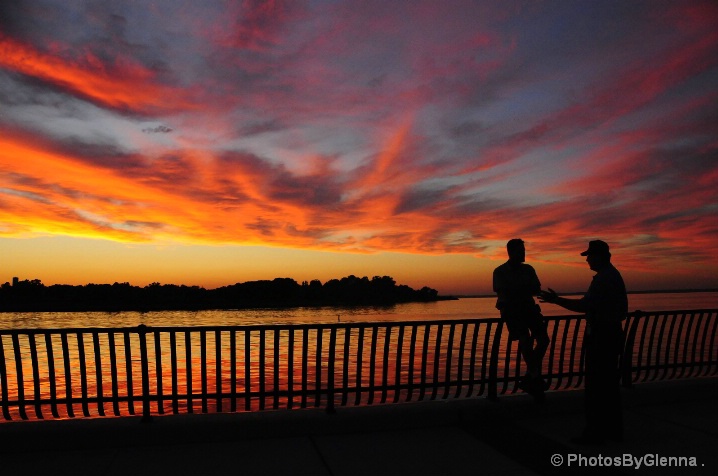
[{"x1": 540, "y1": 240, "x2": 628, "y2": 445}]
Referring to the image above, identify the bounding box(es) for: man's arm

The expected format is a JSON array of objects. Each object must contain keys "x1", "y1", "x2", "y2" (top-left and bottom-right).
[
  {"x1": 529, "y1": 266, "x2": 541, "y2": 295},
  {"x1": 539, "y1": 288, "x2": 587, "y2": 313}
]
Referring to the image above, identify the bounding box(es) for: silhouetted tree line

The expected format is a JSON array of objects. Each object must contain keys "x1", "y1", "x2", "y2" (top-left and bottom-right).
[{"x1": 0, "y1": 276, "x2": 443, "y2": 312}]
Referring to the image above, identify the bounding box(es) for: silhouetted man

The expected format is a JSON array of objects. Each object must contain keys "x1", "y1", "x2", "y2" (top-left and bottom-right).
[
  {"x1": 540, "y1": 240, "x2": 628, "y2": 444},
  {"x1": 493, "y1": 239, "x2": 550, "y2": 400}
]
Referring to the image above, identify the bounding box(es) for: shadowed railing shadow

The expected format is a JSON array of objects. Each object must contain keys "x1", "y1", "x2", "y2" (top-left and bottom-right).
[{"x1": 0, "y1": 309, "x2": 715, "y2": 422}]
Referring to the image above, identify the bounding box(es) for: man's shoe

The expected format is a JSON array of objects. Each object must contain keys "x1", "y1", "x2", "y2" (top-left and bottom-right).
[{"x1": 518, "y1": 376, "x2": 546, "y2": 401}]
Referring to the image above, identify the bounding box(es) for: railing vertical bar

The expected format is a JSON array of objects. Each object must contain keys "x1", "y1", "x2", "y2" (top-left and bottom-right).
[
  {"x1": 454, "y1": 322, "x2": 467, "y2": 398},
  {"x1": 557, "y1": 319, "x2": 570, "y2": 389},
  {"x1": 546, "y1": 319, "x2": 561, "y2": 389},
  {"x1": 478, "y1": 321, "x2": 493, "y2": 396},
  {"x1": 443, "y1": 323, "x2": 456, "y2": 399},
  {"x1": 634, "y1": 313, "x2": 652, "y2": 382},
  {"x1": 200, "y1": 330, "x2": 208, "y2": 413},
  {"x1": 230, "y1": 330, "x2": 237, "y2": 412},
  {"x1": 185, "y1": 331, "x2": 193, "y2": 413},
  {"x1": 154, "y1": 330, "x2": 164, "y2": 415},
  {"x1": 566, "y1": 319, "x2": 586, "y2": 388},
  {"x1": 679, "y1": 312, "x2": 697, "y2": 379},
  {"x1": 380, "y1": 325, "x2": 391, "y2": 404},
  {"x1": 652, "y1": 313, "x2": 670, "y2": 381},
  {"x1": 273, "y1": 329, "x2": 280, "y2": 410},
  {"x1": 216, "y1": 330, "x2": 223, "y2": 413},
  {"x1": 77, "y1": 332, "x2": 90, "y2": 417},
  {"x1": 327, "y1": 327, "x2": 337, "y2": 413},
  {"x1": 123, "y1": 332, "x2": 135, "y2": 415},
  {"x1": 706, "y1": 312, "x2": 718, "y2": 376},
  {"x1": 0, "y1": 335, "x2": 11, "y2": 420},
  {"x1": 314, "y1": 327, "x2": 324, "y2": 408},
  {"x1": 466, "y1": 322, "x2": 480, "y2": 397},
  {"x1": 259, "y1": 329, "x2": 266, "y2": 411},
  {"x1": 244, "y1": 330, "x2": 251, "y2": 411},
  {"x1": 669, "y1": 312, "x2": 688, "y2": 380},
  {"x1": 11, "y1": 334, "x2": 28, "y2": 419},
  {"x1": 138, "y1": 326, "x2": 151, "y2": 422},
  {"x1": 696, "y1": 312, "x2": 711, "y2": 375},
  {"x1": 301, "y1": 329, "x2": 308, "y2": 408},
  {"x1": 354, "y1": 327, "x2": 364, "y2": 406},
  {"x1": 45, "y1": 333, "x2": 60, "y2": 418},
  {"x1": 287, "y1": 328, "x2": 294, "y2": 410},
  {"x1": 500, "y1": 333, "x2": 513, "y2": 395},
  {"x1": 28, "y1": 333, "x2": 44, "y2": 419},
  {"x1": 108, "y1": 333, "x2": 120, "y2": 416},
  {"x1": 431, "y1": 325, "x2": 443, "y2": 400},
  {"x1": 689, "y1": 311, "x2": 706, "y2": 377},
  {"x1": 368, "y1": 325, "x2": 378, "y2": 405},
  {"x1": 406, "y1": 325, "x2": 418, "y2": 402},
  {"x1": 61, "y1": 333, "x2": 74, "y2": 418},
  {"x1": 621, "y1": 314, "x2": 641, "y2": 387},
  {"x1": 487, "y1": 321, "x2": 503, "y2": 400},
  {"x1": 393, "y1": 325, "x2": 405, "y2": 403},
  {"x1": 341, "y1": 327, "x2": 351, "y2": 406},
  {"x1": 92, "y1": 332, "x2": 105, "y2": 417},
  {"x1": 660, "y1": 313, "x2": 678, "y2": 381},
  {"x1": 642, "y1": 313, "x2": 661, "y2": 382},
  {"x1": 419, "y1": 324, "x2": 431, "y2": 401},
  {"x1": 244, "y1": 330, "x2": 252, "y2": 411},
  {"x1": 170, "y1": 331, "x2": 179, "y2": 414},
  {"x1": 501, "y1": 333, "x2": 513, "y2": 395}
]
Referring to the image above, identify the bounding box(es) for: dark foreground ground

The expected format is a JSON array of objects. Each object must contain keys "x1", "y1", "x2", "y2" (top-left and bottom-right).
[{"x1": 0, "y1": 378, "x2": 715, "y2": 476}]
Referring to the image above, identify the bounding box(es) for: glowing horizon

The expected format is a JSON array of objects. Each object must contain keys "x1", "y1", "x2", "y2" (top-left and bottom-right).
[{"x1": 1, "y1": 1, "x2": 717, "y2": 296}]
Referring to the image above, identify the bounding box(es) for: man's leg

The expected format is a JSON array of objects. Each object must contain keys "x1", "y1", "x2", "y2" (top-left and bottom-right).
[{"x1": 528, "y1": 317, "x2": 550, "y2": 379}]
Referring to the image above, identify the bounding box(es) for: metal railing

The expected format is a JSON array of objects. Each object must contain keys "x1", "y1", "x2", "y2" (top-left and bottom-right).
[{"x1": 0, "y1": 309, "x2": 715, "y2": 421}]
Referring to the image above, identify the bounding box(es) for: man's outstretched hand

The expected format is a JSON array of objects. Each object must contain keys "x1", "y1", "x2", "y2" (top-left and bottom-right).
[{"x1": 539, "y1": 288, "x2": 558, "y2": 304}]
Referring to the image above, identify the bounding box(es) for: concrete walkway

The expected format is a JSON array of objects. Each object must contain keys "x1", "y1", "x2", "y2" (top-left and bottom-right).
[{"x1": 0, "y1": 378, "x2": 715, "y2": 475}]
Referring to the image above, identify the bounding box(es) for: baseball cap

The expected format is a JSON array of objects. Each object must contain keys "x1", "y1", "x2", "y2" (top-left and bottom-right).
[{"x1": 580, "y1": 240, "x2": 610, "y2": 256}]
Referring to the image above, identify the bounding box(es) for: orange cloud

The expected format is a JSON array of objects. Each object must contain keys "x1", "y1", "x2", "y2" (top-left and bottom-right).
[{"x1": 0, "y1": 36, "x2": 195, "y2": 113}]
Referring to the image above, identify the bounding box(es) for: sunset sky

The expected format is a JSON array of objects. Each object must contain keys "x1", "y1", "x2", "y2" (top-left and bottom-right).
[{"x1": 1, "y1": 1, "x2": 717, "y2": 295}]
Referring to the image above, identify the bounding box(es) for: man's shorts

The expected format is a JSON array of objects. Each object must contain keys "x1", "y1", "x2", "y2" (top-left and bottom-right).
[{"x1": 501, "y1": 304, "x2": 547, "y2": 341}]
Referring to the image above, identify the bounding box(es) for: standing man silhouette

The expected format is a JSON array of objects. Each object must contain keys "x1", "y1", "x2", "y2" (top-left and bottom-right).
[
  {"x1": 493, "y1": 239, "x2": 550, "y2": 400},
  {"x1": 540, "y1": 240, "x2": 628, "y2": 444}
]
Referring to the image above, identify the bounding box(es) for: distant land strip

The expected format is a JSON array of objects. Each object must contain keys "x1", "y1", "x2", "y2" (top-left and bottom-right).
[{"x1": 0, "y1": 276, "x2": 455, "y2": 312}]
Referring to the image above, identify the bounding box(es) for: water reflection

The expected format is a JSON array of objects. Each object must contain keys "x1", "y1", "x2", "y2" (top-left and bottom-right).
[{"x1": 1, "y1": 293, "x2": 715, "y2": 330}]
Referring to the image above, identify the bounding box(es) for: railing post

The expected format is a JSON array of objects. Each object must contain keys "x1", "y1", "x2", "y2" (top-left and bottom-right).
[
  {"x1": 326, "y1": 327, "x2": 337, "y2": 414},
  {"x1": 488, "y1": 321, "x2": 504, "y2": 401},
  {"x1": 138, "y1": 324, "x2": 153, "y2": 423},
  {"x1": 621, "y1": 311, "x2": 642, "y2": 388}
]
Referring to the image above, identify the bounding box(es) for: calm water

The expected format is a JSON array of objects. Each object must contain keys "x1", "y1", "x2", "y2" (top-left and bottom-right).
[{"x1": 0, "y1": 292, "x2": 716, "y2": 329}]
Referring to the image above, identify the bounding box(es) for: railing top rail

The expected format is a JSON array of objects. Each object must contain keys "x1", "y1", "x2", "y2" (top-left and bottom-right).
[{"x1": 0, "y1": 309, "x2": 714, "y2": 335}]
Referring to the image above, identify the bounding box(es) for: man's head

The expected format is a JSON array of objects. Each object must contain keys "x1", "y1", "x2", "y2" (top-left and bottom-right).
[
  {"x1": 581, "y1": 240, "x2": 611, "y2": 271},
  {"x1": 507, "y1": 238, "x2": 525, "y2": 263}
]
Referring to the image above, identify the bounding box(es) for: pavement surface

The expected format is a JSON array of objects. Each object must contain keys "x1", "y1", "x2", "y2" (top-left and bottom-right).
[{"x1": 0, "y1": 378, "x2": 715, "y2": 476}]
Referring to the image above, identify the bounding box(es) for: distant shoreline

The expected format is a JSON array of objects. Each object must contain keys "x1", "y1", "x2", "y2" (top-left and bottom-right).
[{"x1": 0, "y1": 275, "x2": 450, "y2": 313}]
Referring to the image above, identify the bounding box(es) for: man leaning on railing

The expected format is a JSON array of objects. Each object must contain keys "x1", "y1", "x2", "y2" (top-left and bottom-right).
[{"x1": 493, "y1": 238, "x2": 550, "y2": 401}]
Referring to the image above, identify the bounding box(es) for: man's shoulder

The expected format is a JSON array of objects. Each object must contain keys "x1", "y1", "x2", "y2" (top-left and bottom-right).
[
  {"x1": 596, "y1": 264, "x2": 624, "y2": 280},
  {"x1": 494, "y1": 262, "x2": 537, "y2": 276},
  {"x1": 494, "y1": 261, "x2": 511, "y2": 273}
]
